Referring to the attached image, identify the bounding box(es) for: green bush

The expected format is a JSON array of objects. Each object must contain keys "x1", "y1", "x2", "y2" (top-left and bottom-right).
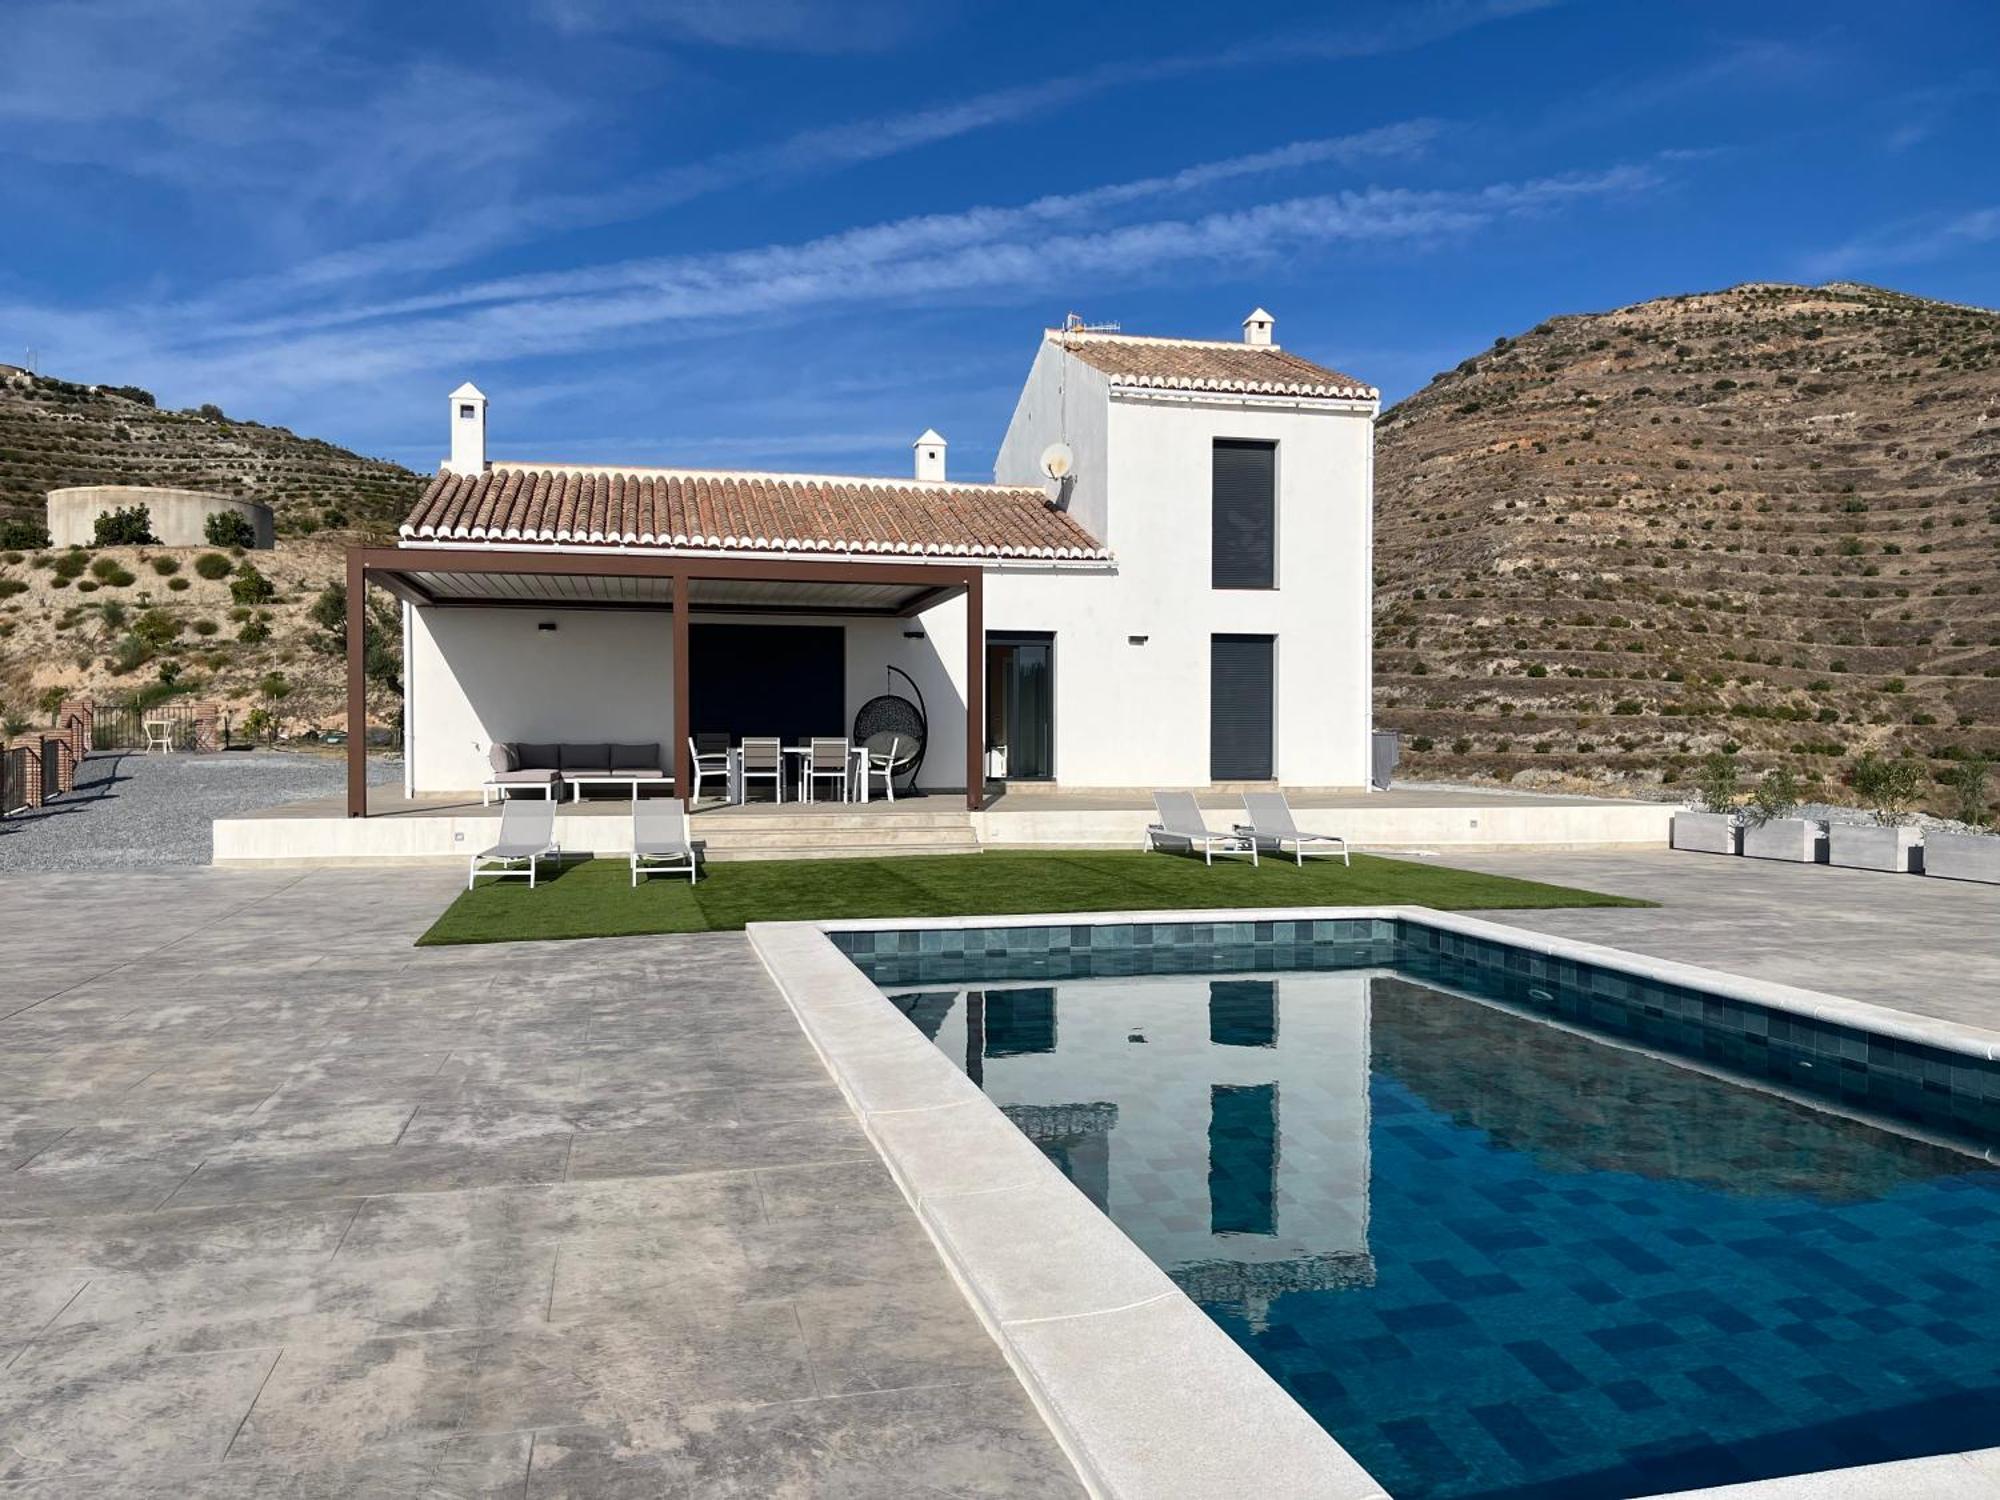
[
  {"x1": 204, "y1": 512, "x2": 258, "y2": 549},
  {"x1": 149, "y1": 555, "x2": 180, "y2": 576},
  {"x1": 193, "y1": 552, "x2": 233, "y2": 580},
  {"x1": 93, "y1": 505, "x2": 157, "y2": 546},
  {"x1": 132, "y1": 608, "x2": 182, "y2": 648},
  {"x1": 0, "y1": 578, "x2": 27, "y2": 600},
  {"x1": 238, "y1": 617, "x2": 271, "y2": 644},
  {"x1": 1693, "y1": 751, "x2": 1738, "y2": 813},
  {"x1": 52, "y1": 550, "x2": 90, "y2": 581},
  {"x1": 111, "y1": 633, "x2": 152, "y2": 674},
  {"x1": 1939, "y1": 757, "x2": 1992, "y2": 827},
  {"x1": 1851, "y1": 752, "x2": 1922, "y2": 825},
  {"x1": 229, "y1": 562, "x2": 275, "y2": 606},
  {"x1": 74, "y1": 579, "x2": 98, "y2": 593},
  {"x1": 192, "y1": 618, "x2": 219, "y2": 637},
  {"x1": 167, "y1": 576, "x2": 190, "y2": 592},
  {"x1": 1744, "y1": 767, "x2": 1809, "y2": 827},
  {"x1": 0, "y1": 520, "x2": 51, "y2": 550}
]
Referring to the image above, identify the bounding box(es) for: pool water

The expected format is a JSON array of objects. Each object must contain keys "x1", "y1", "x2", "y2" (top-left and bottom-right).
[{"x1": 876, "y1": 955, "x2": 2000, "y2": 1500}]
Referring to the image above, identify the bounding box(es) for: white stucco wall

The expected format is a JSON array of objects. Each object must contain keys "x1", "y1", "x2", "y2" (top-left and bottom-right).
[
  {"x1": 408, "y1": 607, "x2": 677, "y2": 792},
  {"x1": 409, "y1": 601, "x2": 980, "y2": 794},
  {"x1": 990, "y1": 367, "x2": 1376, "y2": 787}
]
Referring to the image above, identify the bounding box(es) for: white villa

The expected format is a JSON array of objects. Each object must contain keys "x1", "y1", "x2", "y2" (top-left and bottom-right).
[{"x1": 351, "y1": 308, "x2": 1380, "y2": 817}]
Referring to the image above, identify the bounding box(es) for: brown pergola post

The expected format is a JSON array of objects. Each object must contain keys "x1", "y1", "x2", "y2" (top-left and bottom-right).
[
  {"x1": 672, "y1": 571, "x2": 692, "y2": 808},
  {"x1": 964, "y1": 566, "x2": 983, "y2": 812},
  {"x1": 346, "y1": 549, "x2": 367, "y2": 817}
]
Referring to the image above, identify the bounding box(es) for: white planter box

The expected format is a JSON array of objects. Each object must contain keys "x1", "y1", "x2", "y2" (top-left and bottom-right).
[
  {"x1": 1671, "y1": 811, "x2": 1739, "y2": 855},
  {"x1": 1827, "y1": 823, "x2": 1920, "y2": 873},
  {"x1": 1923, "y1": 830, "x2": 2000, "y2": 885},
  {"x1": 1741, "y1": 818, "x2": 1821, "y2": 863}
]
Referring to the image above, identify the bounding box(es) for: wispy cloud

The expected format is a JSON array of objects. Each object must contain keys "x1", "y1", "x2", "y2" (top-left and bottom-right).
[
  {"x1": 1803, "y1": 206, "x2": 2000, "y2": 278},
  {"x1": 3, "y1": 157, "x2": 1660, "y2": 412}
]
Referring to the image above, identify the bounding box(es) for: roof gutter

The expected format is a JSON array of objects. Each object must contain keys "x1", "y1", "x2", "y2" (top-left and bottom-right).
[{"x1": 391, "y1": 538, "x2": 1116, "y2": 572}]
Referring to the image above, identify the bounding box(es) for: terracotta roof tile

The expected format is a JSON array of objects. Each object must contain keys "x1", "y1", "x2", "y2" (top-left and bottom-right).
[
  {"x1": 1055, "y1": 332, "x2": 1375, "y2": 400},
  {"x1": 402, "y1": 465, "x2": 1110, "y2": 561}
]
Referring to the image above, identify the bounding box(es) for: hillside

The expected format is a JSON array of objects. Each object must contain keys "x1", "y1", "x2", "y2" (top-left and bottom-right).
[
  {"x1": 0, "y1": 367, "x2": 423, "y2": 535},
  {"x1": 1374, "y1": 281, "x2": 2000, "y2": 816},
  {"x1": 0, "y1": 369, "x2": 423, "y2": 734}
]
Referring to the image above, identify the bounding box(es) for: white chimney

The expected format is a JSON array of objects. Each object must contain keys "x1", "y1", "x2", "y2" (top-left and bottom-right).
[
  {"x1": 447, "y1": 382, "x2": 488, "y2": 474},
  {"x1": 913, "y1": 428, "x2": 947, "y2": 482},
  {"x1": 1242, "y1": 307, "x2": 1275, "y2": 346}
]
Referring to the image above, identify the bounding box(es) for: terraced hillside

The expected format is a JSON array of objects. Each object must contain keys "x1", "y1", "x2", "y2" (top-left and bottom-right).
[
  {"x1": 0, "y1": 367, "x2": 423, "y2": 535},
  {"x1": 0, "y1": 369, "x2": 422, "y2": 732},
  {"x1": 1374, "y1": 282, "x2": 2000, "y2": 815}
]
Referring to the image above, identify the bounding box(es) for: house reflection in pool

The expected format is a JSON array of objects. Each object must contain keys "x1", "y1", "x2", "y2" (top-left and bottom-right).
[{"x1": 886, "y1": 973, "x2": 1376, "y2": 1328}]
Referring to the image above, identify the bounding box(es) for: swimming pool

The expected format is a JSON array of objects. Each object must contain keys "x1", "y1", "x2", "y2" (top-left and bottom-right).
[{"x1": 836, "y1": 918, "x2": 2000, "y2": 1500}]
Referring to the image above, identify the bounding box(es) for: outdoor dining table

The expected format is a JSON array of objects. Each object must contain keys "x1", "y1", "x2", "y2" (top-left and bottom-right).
[{"x1": 723, "y1": 743, "x2": 871, "y2": 803}]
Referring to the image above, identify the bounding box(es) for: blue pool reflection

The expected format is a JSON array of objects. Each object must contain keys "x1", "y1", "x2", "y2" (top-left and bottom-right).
[{"x1": 883, "y1": 967, "x2": 2000, "y2": 1500}]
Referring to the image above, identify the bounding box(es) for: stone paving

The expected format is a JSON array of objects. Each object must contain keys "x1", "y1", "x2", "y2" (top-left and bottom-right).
[
  {"x1": 1439, "y1": 848, "x2": 2000, "y2": 1033},
  {"x1": 0, "y1": 868, "x2": 1080, "y2": 1497}
]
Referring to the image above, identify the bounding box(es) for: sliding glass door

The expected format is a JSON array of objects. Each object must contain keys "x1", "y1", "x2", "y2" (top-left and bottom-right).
[{"x1": 986, "y1": 633, "x2": 1053, "y2": 781}]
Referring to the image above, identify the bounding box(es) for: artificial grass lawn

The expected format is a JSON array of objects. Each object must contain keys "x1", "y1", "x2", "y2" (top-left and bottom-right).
[{"x1": 417, "y1": 849, "x2": 1651, "y2": 946}]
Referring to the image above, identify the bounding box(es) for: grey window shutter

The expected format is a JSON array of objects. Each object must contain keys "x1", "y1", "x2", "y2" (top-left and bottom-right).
[
  {"x1": 1210, "y1": 634, "x2": 1274, "y2": 780},
  {"x1": 1211, "y1": 439, "x2": 1275, "y2": 589}
]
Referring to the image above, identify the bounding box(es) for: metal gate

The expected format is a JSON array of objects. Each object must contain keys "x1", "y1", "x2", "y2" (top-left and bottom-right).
[
  {"x1": 1, "y1": 745, "x2": 26, "y2": 814},
  {"x1": 93, "y1": 699, "x2": 201, "y2": 751},
  {"x1": 39, "y1": 737, "x2": 62, "y2": 799}
]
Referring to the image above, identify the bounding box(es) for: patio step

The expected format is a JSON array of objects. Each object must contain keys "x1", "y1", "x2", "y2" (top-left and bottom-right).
[
  {"x1": 691, "y1": 803, "x2": 981, "y2": 860},
  {"x1": 703, "y1": 839, "x2": 983, "y2": 862}
]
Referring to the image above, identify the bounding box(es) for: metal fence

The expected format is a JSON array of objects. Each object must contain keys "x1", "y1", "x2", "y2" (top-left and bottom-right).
[
  {"x1": 92, "y1": 699, "x2": 205, "y2": 752},
  {"x1": 40, "y1": 737, "x2": 61, "y2": 798},
  {"x1": 1, "y1": 745, "x2": 26, "y2": 814}
]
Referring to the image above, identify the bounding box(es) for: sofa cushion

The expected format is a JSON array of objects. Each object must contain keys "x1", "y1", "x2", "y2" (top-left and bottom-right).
[
  {"x1": 488, "y1": 768, "x2": 557, "y2": 785},
  {"x1": 561, "y1": 742, "x2": 611, "y2": 772},
  {"x1": 610, "y1": 743, "x2": 660, "y2": 771},
  {"x1": 488, "y1": 742, "x2": 518, "y2": 774},
  {"x1": 516, "y1": 742, "x2": 561, "y2": 770},
  {"x1": 610, "y1": 768, "x2": 668, "y2": 780}
]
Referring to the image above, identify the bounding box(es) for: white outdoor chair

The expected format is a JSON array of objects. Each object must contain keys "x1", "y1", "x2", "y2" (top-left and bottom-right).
[
  {"x1": 687, "y1": 735, "x2": 729, "y2": 804},
  {"x1": 143, "y1": 720, "x2": 175, "y2": 754},
  {"x1": 738, "y1": 736, "x2": 783, "y2": 804},
  {"x1": 468, "y1": 799, "x2": 561, "y2": 889},
  {"x1": 1144, "y1": 790, "x2": 1258, "y2": 866},
  {"x1": 631, "y1": 800, "x2": 698, "y2": 886},
  {"x1": 863, "y1": 735, "x2": 912, "y2": 802},
  {"x1": 805, "y1": 737, "x2": 850, "y2": 803},
  {"x1": 1235, "y1": 791, "x2": 1351, "y2": 867}
]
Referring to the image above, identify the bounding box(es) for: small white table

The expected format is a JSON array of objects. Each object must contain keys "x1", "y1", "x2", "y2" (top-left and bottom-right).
[{"x1": 568, "y1": 775, "x2": 675, "y2": 802}]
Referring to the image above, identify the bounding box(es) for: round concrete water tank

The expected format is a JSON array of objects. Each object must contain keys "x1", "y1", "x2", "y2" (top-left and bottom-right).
[{"x1": 45, "y1": 486, "x2": 275, "y2": 549}]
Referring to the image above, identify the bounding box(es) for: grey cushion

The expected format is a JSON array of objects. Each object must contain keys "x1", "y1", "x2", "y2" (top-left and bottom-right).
[
  {"x1": 561, "y1": 742, "x2": 611, "y2": 772},
  {"x1": 516, "y1": 742, "x2": 561, "y2": 770},
  {"x1": 487, "y1": 742, "x2": 518, "y2": 774},
  {"x1": 488, "y1": 768, "x2": 557, "y2": 785},
  {"x1": 609, "y1": 767, "x2": 668, "y2": 779},
  {"x1": 610, "y1": 743, "x2": 659, "y2": 771}
]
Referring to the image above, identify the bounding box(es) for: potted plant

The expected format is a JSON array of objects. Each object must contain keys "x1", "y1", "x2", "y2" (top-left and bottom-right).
[
  {"x1": 1740, "y1": 766, "x2": 1821, "y2": 862},
  {"x1": 1671, "y1": 751, "x2": 1741, "y2": 855},
  {"x1": 1924, "y1": 757, "x2": 2000, "y2": 884},
  {"x1": 1828, "y1": 753, "x2": 1924, "y2": 873}
]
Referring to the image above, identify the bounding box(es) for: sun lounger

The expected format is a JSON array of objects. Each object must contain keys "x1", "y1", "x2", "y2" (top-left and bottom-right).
[
  {"x1": 631, "y1": 800, "x2": 698, "y2": 886},
  {"x1": 1144, "y1": 790, "x2": 1258, "y2": 866},
  {"x1": 468, "y1": 799, "x2": 561, "y2": 889},
  {"x1": 1235, "y1": 790, "x2": 1350, "y2": 867}
]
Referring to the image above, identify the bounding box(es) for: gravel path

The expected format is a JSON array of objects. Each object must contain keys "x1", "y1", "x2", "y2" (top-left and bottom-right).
[{"x1": 0, "y1": 750, "x2": 401, "y2": 869}]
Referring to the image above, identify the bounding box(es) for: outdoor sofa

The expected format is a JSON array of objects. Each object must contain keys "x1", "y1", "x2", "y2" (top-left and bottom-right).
[{"x1": 484, "y1": 742, "x2": 671, "y2": 803}]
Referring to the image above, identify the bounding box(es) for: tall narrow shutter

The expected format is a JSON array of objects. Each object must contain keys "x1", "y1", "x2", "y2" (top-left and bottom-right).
[
  {"x1": 1211, "y1": 439, "x2": 1275, "y2": 589},
  {"x1": 1210, "y1": 634, "x2": 1274, "y2": 780}
]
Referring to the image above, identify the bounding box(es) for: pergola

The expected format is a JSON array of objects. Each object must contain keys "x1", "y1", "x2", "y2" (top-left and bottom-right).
[{"x1": 342, "y1": 544, "x2": 985, "y2": 815}]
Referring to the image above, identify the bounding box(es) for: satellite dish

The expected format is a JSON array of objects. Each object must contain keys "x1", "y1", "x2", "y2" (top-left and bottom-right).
[{"x1": 1039, "y1": 442, "x2": 1074, "y2": 480}]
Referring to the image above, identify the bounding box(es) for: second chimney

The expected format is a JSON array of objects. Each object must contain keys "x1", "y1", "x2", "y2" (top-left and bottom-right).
[
  {"x1": 1242, "y1": 307, "x2": 1275, "y2": 346},
  {"x1": 913, "y1": 428, "x2": 947, "y2": 481}
]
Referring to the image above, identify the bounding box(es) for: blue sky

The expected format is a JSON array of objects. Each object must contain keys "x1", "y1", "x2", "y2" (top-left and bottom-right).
[{"x1": 2, "y1": 0, "x2": 1995, "y2": 480}]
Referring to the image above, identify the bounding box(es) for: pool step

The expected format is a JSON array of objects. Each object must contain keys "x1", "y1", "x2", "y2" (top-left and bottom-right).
[{"x1": 703, "y1": 838, "x2": 983, "y2": 862}]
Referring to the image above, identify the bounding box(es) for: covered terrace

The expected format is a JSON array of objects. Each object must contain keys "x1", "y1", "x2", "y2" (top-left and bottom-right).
[{"x1": 341, "y1": 544, "x2": 989, "y2": 815}]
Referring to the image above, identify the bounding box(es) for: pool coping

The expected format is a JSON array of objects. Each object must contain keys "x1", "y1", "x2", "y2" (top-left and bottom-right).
[{"x1": 747, "y1": 905, "x2": 2000, "y2": 1500}]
